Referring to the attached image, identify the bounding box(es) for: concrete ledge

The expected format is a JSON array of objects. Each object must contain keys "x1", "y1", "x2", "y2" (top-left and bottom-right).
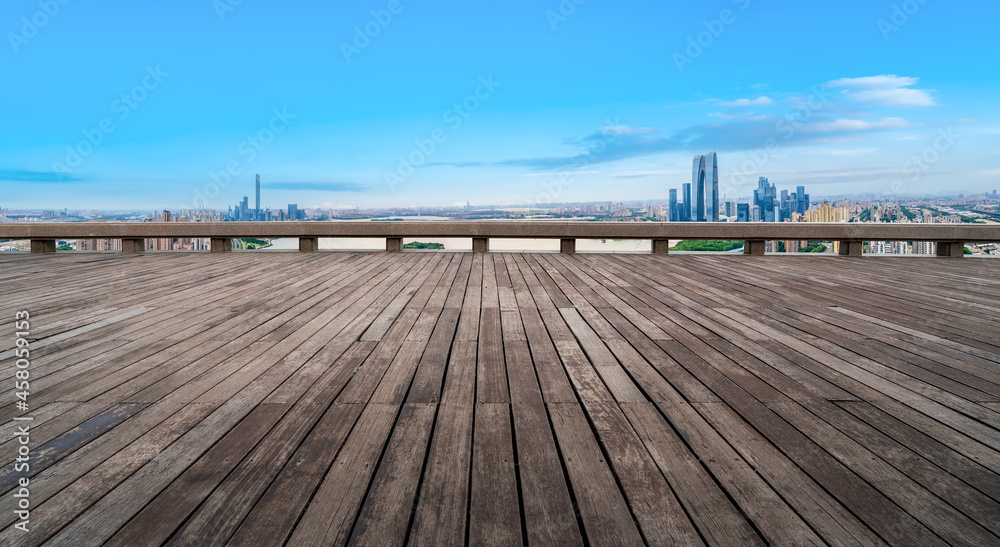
[
  {"x1": 652, "y1": 239, "x2": 670, "y2": 254},
  {"x1": 472, "y1": 238, "x2": 489, "y2": 253},
  {"x1": 4, "y1": 221, "x2": 999, "y2": 242},
  {"x1": 30, "y1": 239, "x2": 56, "y2": 253},
  {"x1": 386, "y1": 238, "x2": 402, "y2": 252},
  {"x1": 121, "y1": 238, "x2": 145, "y2": 253},
  {"x1": 560, "y1": 239, "x2": 576, "y2": 254},
  {"x1": 299, "y1": 237, "x2": 320, "y2": 252},
  {"x1": 210, "y1": 238, "x2": 232, "y2": 253},
  {"x1": 936, "y1": 241, "x2": 966, "y2": 258},
  {"x1": 744, "y1": 240, "x2": 766, "y2": 256},
  {"x1": 839, "y1": 240, "x2": 862, "y2": 257}
]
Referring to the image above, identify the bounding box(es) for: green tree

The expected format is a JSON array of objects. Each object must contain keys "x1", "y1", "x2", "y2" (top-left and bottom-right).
[
  {"x1": 403, "y1": 241, "x2": 445, "y2": 249},
  {"x1": 669, "y1": 240, "x2": 744, "y2": 252}
]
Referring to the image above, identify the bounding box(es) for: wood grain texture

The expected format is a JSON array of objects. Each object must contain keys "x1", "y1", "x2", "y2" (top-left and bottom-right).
[{"x1": 0, "y1": 252, "x2": 997, "y2": 546}]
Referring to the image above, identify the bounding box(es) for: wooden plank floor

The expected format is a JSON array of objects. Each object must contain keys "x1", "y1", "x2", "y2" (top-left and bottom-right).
[{"x1": 1, "y1": 251, "x2": 999, "y2": 546}]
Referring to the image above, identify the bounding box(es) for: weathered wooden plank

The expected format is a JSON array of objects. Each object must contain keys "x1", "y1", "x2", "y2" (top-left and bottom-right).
[
  {"x1": 349, "y1": 403, "x2": 437, "y2": 545},
  {"x1": 408, "y1": 404, "x2": 474, "y2": 546},
  {"x1": 469, "y1": 403, "x2": 522, "y2": 546},
  {"x1": 547, "y1": 402, "x2": 645, "y2": 545}
]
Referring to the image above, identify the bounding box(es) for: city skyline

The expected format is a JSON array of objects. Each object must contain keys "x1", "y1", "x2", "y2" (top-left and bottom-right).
[{"x1": 2, "y1": 1, "x2": 999, "y2": 210}]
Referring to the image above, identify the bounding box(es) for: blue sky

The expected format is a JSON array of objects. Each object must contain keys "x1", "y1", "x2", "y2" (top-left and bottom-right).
[{"x1": 2, "y1": 0, "x2": 998, "y2": 210}]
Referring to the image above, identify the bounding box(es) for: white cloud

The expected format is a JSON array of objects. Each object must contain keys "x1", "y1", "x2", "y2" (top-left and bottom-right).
[
  {"x1": 807, "y1": 117, "x2": 910, "y2": 132},
  {"x1": 719, "y1": 96, "x2": 774, "y2": 107},
  {"x1": 827, "y1": 75, "x2": 936, "y2": 107},
  {"x1": 598, "y1": 125, "x2": 657, "y2": 136},
  {"x1": 978, "y1": 168, "x2": 1000, "y2": 176},
  {"x1": 707, "y1": 112, "x2": 768, "y2": 121},
  {"x1": 804, "y1": 147, "x2": 878, "y2": 156}
]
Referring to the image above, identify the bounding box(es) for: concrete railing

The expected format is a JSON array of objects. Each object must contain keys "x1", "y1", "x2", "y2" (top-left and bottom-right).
[{"x1": 3, "y1": 221, "x2": 999, "y2": 257}]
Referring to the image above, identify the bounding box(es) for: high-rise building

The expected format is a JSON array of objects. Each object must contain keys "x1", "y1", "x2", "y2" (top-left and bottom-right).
[
  {"x1": 796, "y1": 185, "x2": 809, "y2": 215},
  {"x1": 753, "y1": 177, "x2": 777, "y2": 222},
  {"x1": 691, "y1": 152, "x2": 719, "y2": 221},
  {"x1": 682, "y1": 183, "x2": 692, "y2": 221},
  {"x1": 737, "y1": 203, "x2": 749, "y2": 222},
  {"x1": 255, "y1": 174, "x2": 261, "y2": 221},
  {"x1": 288, "y1": 204, "x2": 299, "y2": 221},
  {"x1": 668, "y1": 189, "x2": 678, "y2": 221},
  {"x1": 803, "y1": 204, "x2": 849, "y2": 223},
  {"x1": 779, "y1": 190, "x2": 792, "y2": 221}
]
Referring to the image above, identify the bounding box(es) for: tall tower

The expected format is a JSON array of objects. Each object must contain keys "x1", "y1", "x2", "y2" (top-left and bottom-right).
[
  {"x1": 691, "y1": 152, "x2": 719, "y2": 221},
  {"x1": 682, "y1": 183, "x2": 692, "y2": 221},
  {"x1": 255, "y1": 174, "x2": 261, "y2": 221}
]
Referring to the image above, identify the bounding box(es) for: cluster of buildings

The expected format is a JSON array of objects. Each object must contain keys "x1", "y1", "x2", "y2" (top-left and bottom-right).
[
  {"x1": 736, "y1": 178, "x2": 810, "y2": 222},
  {"x1": 228, "y1": 174, "x2": 306, "y2": 221},
  {"x1": 668, "y1": 152, "x2": 720, "y2": 222},
  {"x1": 76, "y1": 210, "x2": 214, "y2": 251},
  {"x1": 665, "y1": 153, "x2": 814, "y2": 224}
]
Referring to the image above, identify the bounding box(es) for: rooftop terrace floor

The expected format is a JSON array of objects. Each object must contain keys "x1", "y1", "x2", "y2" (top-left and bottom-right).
[{"x1": 1, "y1": 251, "x2": 999, "y2": 546}]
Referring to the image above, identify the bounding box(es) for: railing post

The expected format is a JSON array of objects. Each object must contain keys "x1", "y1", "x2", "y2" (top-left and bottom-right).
[
  {"x1": 560, "y1": 239, "x2": 576, "y2": 254},
  {"x1": 386, "y1": 238, "x2": 402, "y2": 252},
  {"x1": 652, "y1": 239, "x2": 670, "y2": 254},
  {"x1": 29, "y1": 239, "x2": 56, "y2": 253},
  {"x1": 210, "y1": 238, "x2": 232, "y2": 253},
  {"x1": 299, "y1": 237, "x2": 320, "y2": 252},
  {"x1": 472, "y1": 237, "x2": 489, "y2": 253},
  {"x1": 121, "y1": 238, "x2": 145, "y2": 253},
  {"x1": 936, "y1": 241, "x2": 965, "y2": 258},
  {"x1": 743, "y1": 240, "x2": 765, "y2": 255},
  {"x1": 838, "y1": 240, "x2": 862, "y2": 257}
]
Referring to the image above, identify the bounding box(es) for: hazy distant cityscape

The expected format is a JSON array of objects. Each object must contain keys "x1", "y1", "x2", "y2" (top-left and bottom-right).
[{"x1": 3, "y1": 151, "x2": 999, "y2": 256}]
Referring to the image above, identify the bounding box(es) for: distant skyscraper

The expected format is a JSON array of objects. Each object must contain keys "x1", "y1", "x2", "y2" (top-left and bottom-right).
[
  {"x1": 691, "y1": 152, "x2": 719, "y2": 221},
  {"x1": 669, "y1": 189, "x2": 678, "y2": 221},
  {"x1": 682, "y1": 183, "x2": 692, "y2": 221},
  {"x1": 753, "y1": 177, "x2": 777, "y2": 222},
  {"x1": 796, "y1": 185, "x2": 809, "y2": 215},
  {"x1": 737, "y1": 203, "x2": 749, "y2": 222},
  {"x1": 255, "y1": 174, "x2": 261, "y2": 221}
]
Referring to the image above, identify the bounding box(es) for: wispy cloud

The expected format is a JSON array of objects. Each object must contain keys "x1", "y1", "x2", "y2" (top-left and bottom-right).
[
  {"x1": 0, "y1": 169, "x2": 84, "y2": 182},
  {"x1": 803, "y1": 147, "x2": 878, "y2": 156},
  {"x1": 438, "y1": 112, "x2": 915, "y2": 172},
  {"x1": 598, "y1": 126, "x2": 657, "y2": 136},
  {"x1": 264, "y1": 181, "x2": 370, "y2": 192},
  {"x1": 719, "y1": 96, "x2": 774, "y2": 107},
  {"x1": 827, "y1": 75, "x2": 936, "y2": 107},
  {"x1": 806, "y1": 117, "x2": 909, "y2": 132}
]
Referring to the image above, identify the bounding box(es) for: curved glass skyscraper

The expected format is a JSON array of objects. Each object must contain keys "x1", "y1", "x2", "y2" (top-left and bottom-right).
[{"x1": 691, "y1": 152, "x2": 719, "y2": 222}]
